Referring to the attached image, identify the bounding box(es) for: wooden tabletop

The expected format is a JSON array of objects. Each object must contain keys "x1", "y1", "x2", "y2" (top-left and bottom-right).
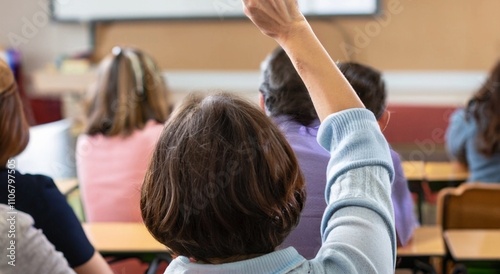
[
  {"x1": 402, "y1": 161, "x2": 426, "y2": 181},
  {"x1": 83, "y1": 223, "x2": 167, "y2": 254},
  {"x1": 424, "y1": 161, "x2": 469, "y2": 182},
  {"x1": 444, "y1": 229, "x2": 500, "y2": 261},
  {"x1": 397, "y1": 226, "x2": 445, "y2": 257},
  {"x1": 54, "y1": 178, "x2": 79, "y2": 196}
]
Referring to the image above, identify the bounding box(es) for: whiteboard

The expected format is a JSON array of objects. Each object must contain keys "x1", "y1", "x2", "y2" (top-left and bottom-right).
[{"x1": 52, "y1": 0, "x2": 379, "y2": 22}]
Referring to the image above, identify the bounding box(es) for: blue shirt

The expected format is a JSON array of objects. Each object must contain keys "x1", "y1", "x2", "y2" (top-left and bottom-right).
[{"x1": 446, "y1": 108, "x2": 500, "y2": 182}]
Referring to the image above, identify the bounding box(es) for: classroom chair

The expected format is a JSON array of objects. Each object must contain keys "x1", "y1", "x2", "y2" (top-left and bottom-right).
[
  {"x1": 437, "y1": 183, "x2": 500, "y2": 230},
  {"x1": 436, "y1": 183, "x2": 500, "y2": 273}
]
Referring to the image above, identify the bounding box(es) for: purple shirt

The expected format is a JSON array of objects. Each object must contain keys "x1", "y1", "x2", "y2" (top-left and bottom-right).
[{"x1": 274, "y1": 116, "x2": 418, "y2": 259}]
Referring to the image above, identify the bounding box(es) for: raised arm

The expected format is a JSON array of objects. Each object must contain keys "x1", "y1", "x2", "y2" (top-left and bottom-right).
[
  {"x1": 243, "y1": 1, "x2": 396, "y2": 272},
  {"x1": 242, "y1": 0, "x2": 364, "y2": 120}
]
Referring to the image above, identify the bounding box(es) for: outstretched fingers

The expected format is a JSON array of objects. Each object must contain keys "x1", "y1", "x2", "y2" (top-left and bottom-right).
[{"x1": 241, "y1": 0, "x2": 304, "y2": 40}]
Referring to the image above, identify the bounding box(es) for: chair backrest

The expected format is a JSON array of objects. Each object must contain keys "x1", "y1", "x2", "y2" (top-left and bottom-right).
[{"x1": 437, "y1": 183, "x2": 500, "y2": 230}]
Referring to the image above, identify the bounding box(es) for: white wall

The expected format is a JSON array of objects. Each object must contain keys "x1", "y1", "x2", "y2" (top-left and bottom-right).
[
  {"x1": 32, "y1": 69, "x2": 487, "y2": 107},
  {"x1": 0, "y1": 0, "x2": 90, "y2": 76}
]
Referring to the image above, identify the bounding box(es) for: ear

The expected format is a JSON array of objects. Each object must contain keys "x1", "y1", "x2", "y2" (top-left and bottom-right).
[
  {"x1": 377, "y1": 110, "x2": 390, "y2": 132},
  {"x1": 258, "y1": 93, "x2": 266, "y2": 112}
]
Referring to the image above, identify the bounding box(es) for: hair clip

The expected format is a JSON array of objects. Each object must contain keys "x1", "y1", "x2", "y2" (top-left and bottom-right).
[{"x1": 112, "y1": 46, "x2": 123, "y2": 56}]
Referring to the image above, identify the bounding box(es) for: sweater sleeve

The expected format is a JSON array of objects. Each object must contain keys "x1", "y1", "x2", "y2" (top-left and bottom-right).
[
  {"x1": 445, "y1": 108, "x2": 470, "y2": 163},
  {"x1": 314, "y1": 109, "x2": 396, "y2": 273}
]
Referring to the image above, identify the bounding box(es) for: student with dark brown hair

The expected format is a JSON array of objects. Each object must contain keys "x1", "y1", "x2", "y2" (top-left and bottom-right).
[
  {"x1": 447, "y1": 60, "x2": 500, "y2": 182},
  {"x1": 141, "y1": 0, "x2": 396, "y2": 272},
  {"x1": 259, "y1": 47, "x2": 417, "y2": 257},
  {"x1": 0, "y1": 59, "x2": 112, "y2": 274},
  {"x1": 76, "y1": 47, "x2": 171, "y2": 222}
]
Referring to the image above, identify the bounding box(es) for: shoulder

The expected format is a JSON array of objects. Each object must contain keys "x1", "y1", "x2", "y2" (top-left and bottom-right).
[
  {"x1": 4, "y1": 171, "x2": 68, "y2": 216},
  {"x1": 2, "y1": 170, "x2": 57, "y2": 194},
  {"x1": 17, "y1": 172, "x2": 58, "y2": 192},
  {"x1": 449, "y1": 108, "x2": 468, "y2": 124}
]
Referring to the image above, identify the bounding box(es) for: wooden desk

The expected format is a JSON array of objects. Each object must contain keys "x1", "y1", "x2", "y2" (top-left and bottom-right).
[
  {"x1": 402, "y1": 161, "x2": 469, "y2": 223},
  {"x1": 83, "y1": 223, "x2": 167, "y2": 254},
  {"x1": 424, "y1": 162, "x2": 469, "y2": 182},
  {"x1": 444, "y1": 230, "x2": 500, "y2": 262},
  {"x1": 402, "y1": 161, "x2": 426, "y2": 182},
  {"x1": 398, "y1": 226, "x2": 445, "y2": 257},
  {"x1": 397, "y1": 226, "x2": 445, "y2": 273},
  {"x1": 54, "y1": 178, "x2": 79, "y2": 196}
]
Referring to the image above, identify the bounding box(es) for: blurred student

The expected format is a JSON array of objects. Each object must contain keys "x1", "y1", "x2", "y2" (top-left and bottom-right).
[
  {"x1": 259, "y1": 51, "x2": 416, "y2": 257},
  {"x1": 446, "y1": 61, "x2": 500, "y2": 183},
  {"x1": 140, "y1": 0, "x2": 396, "y2": 273},
  {"x1": 0, "y1": 59, "x2": 112, "y2": 274},
  {"x1": 76, "y1": 47, "x2": 171, "y2": 222},
  {"x1": 0, "y1": 204, "x2": 74, "y2": 274}
]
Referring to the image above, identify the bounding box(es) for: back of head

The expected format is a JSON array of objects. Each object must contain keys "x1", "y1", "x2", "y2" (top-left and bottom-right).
[
  {"x1": 0, "y1": 59, "x2": 29, "y2": 166},
  {"x1": 85, "y1": 47, "x2": 171, "y2": 137},
  {"x1": 260, "y1": 48, "x2": 386, "y2": 124},
  {"x1": 467, "y1": 60, "x2": 500, "y2": 156},
  {"x1": 260, "y1": 47, "x2": 317, "y2": 126},
  {"x1": 141, "y1": 93, "x2": 305, "y2": 263},
  {"x1": 337, "y1": 62, "x2": 387, "y2": 119}
]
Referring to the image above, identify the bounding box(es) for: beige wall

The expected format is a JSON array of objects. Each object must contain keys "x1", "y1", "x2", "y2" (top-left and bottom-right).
[
  {"x1": 0, "y1": 0, "x2": 90, "y2": 75},
  {"x1": 2, "y1": 0, "x2": 499, "y2": 74},
  {"x1": 93, "y1": 0, "x2": 500, "y2": 71}
]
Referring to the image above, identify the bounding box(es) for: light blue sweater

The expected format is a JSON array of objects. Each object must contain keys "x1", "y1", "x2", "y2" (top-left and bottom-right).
[
  {"x1": 165, "y1": 109, "x2": 396, "y2": 273},
  {"x1": 446, "y1": 108, "x2": 500, "y2": 183}
]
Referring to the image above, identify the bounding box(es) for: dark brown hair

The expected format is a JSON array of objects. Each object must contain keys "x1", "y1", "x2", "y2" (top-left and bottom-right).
[
  {"x1": 141, "y1": 93, "x2": 305, "y2": 263},
  {"x1": 259, "y1": 47, "x2": 316, "y2": 126},
  {"x1": 85, "y1": 47, "x2": 171, "y2": 137},
  {"x1": 466, "y1": 60, "x2": 500, "y2": 156},
  {"x1": 337, "y1": 62, "x2": 386, "y2": 119},
  {"x1": 0, "y1": 60, "x2": 30, "y2": 166},
  {"x1": 260, "y1": 48, "x2": 386, "y2": 125}
]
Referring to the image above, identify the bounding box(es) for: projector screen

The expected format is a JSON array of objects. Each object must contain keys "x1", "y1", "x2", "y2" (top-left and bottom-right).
[{"x1": 52, "y1": 0, "x2": 379, "y2": 22}]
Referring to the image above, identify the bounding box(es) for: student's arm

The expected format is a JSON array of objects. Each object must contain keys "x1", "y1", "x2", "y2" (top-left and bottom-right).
[
  {"x1": 243, "y1": 0, "x2": 396, "y2": 272},
  {"x1": 445, "y1": 108, "x2": 469, "y2": 164},
  {"x1": 314, "y1": 111, "x2": 396, "y2": 273},
  {"x1": 242, "y1": 0, "x2": 364, "y2": 120},
  {"x1": 31, "y1": 176, "x2": 112, "y2": 274}
]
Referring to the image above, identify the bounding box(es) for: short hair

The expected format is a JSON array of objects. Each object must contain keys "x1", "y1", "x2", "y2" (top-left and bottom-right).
[
  {"x1": 141, "y1": 93, "x2": 305, "y2": 262},
  {"x1": 259, "y1": 47, "x2": 317, "y2": 126},
  {"x1": 85, "y1": 47, "x2": 171, "y2": 137},
  {"x1": 0, "y1": 59, "x2": 30, "y2": 166},
  {"x1": 259, "y1": 48, "x2": 386, "y2": 124},
  {"x1": 337, "y1": 62, "x2": 387, "y2": 119}
]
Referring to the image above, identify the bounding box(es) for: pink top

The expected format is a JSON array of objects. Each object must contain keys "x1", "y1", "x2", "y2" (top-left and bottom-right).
[{"x1": 76, "y1": 121, "x2": 164, "y2": 222}]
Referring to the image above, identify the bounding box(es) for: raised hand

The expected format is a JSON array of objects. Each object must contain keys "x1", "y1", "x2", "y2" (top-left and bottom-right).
[
  {"x1": 241, "y1": 0, "x2": 306, "y2": 42},
  {"x1": 242, "y1": 0, "x2": 364, "y2": 120}
]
